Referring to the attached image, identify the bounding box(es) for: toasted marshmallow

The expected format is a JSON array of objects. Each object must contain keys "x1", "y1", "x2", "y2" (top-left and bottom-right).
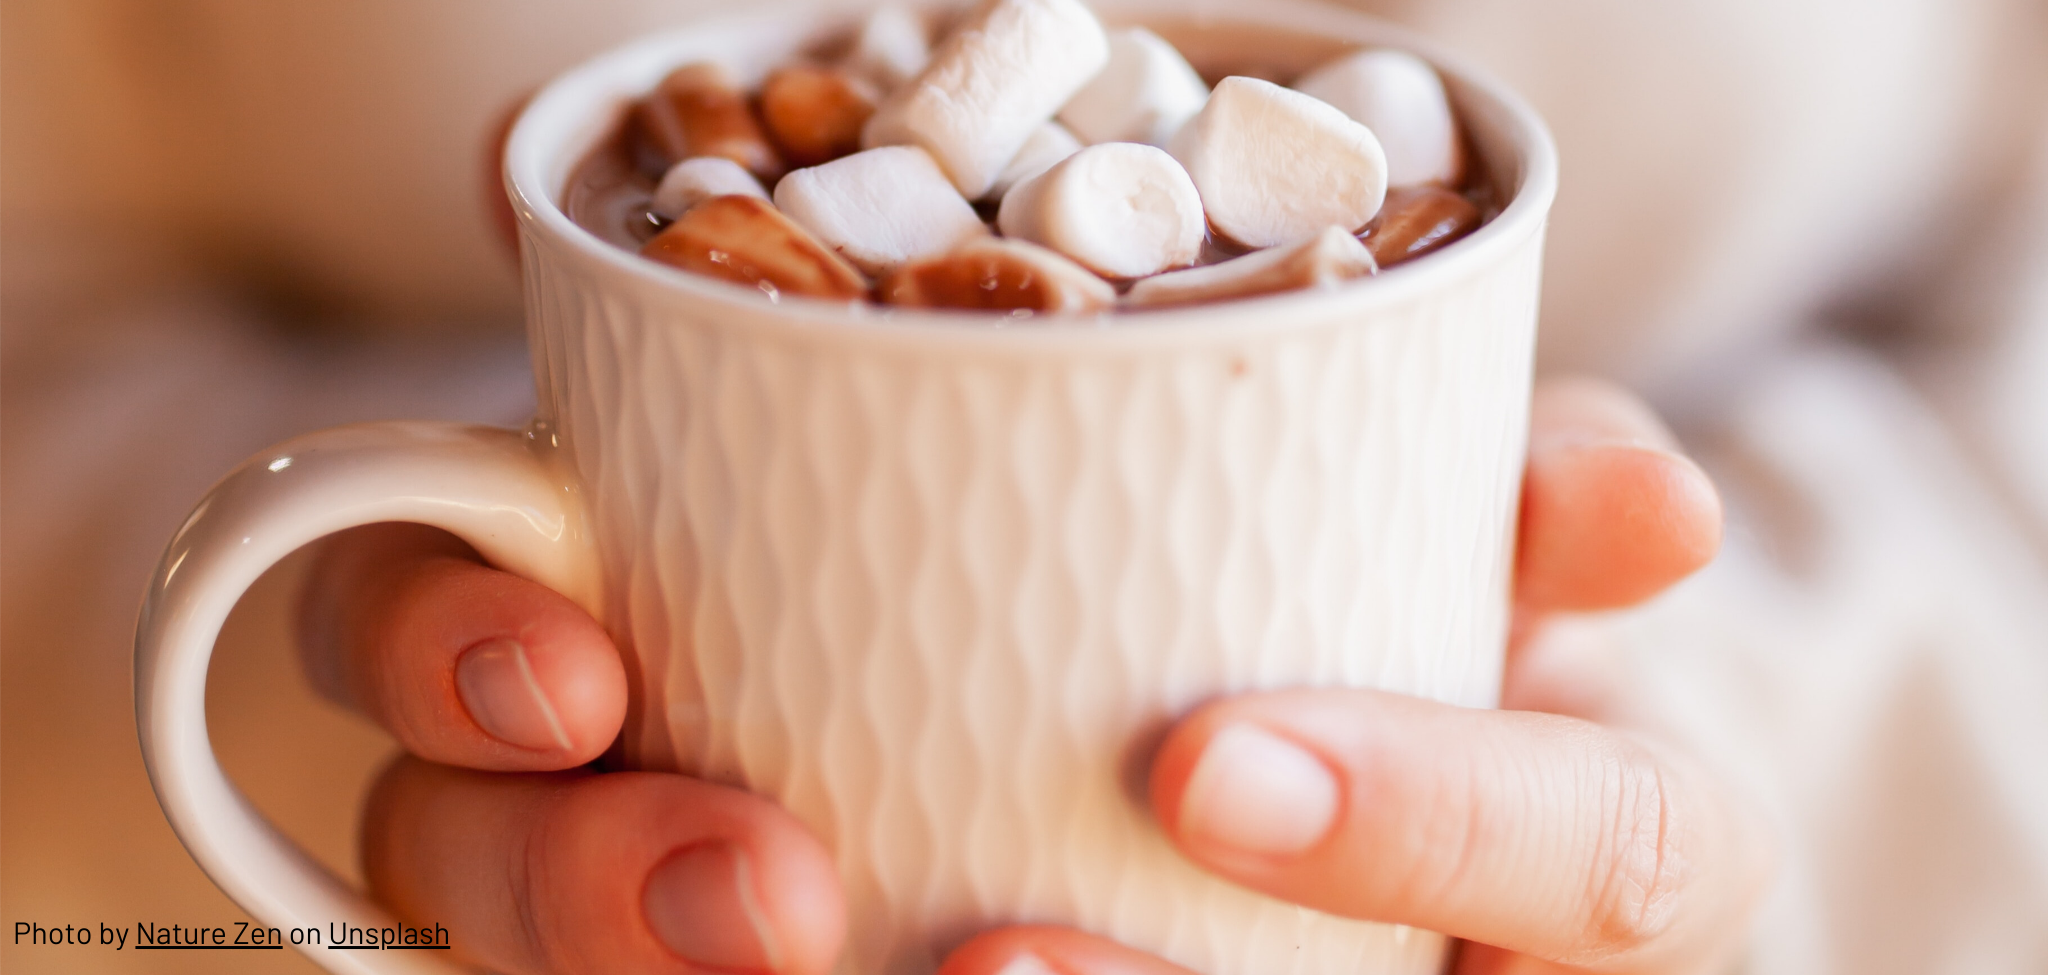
[
  {"x1": 641, "y1": 195, "x2": 868, "y2": 301},
  {"x1": 882, "y1": 237, "x2": 1115, "y2": 312},
  {"x1": 1359, "y1": 185, "x2": 1481, "y2": 267},
  {"x1": 637, "y1": 62, "x2": 785, "y2": 181},
  {"x1": 862, "y1": 0, "x2": 1110, "y2": 198},
  {"x1": 1057, "y1": 28, "x2": 1209, "y2": 147},
  {"x1": 1294, "y1": 49, "x2": 1463, "y2": 188},
  {"x1": 984, "y1": 121, "x2": 1082, "y2": 201},
  {"x1": 774, "y1": 145, "x2": 989, "y2": 275},
  {"x1": 1124, "y1": 226, "x2": 1376, "y2": 308},
  {"x1": 761, "y1": 65, "x2": 879, "y2": 167},
  {"x1": 847, "y1": 4, "x2": 932, "y2": 91},
  {"x1": 997, "y1": 142, "x2": 1204, "y2": 279},
  {"x1": 651, "y1": 157, "x2": 769, "y2": 218}
]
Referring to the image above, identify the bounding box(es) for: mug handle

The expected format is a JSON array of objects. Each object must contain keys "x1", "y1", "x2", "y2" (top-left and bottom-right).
[{"x1": 134, "y1": 421, "x2": 601, "y2": 975}]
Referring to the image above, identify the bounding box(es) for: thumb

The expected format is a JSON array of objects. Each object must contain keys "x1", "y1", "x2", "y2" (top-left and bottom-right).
[{"x1": 1149, "y1": 689, "x2": 1773, "y2": 972}]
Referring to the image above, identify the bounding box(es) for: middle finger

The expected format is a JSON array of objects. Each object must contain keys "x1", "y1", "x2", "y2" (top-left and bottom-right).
[{"x1": 360, "y1": 759, "x2": 847, "y2": 975}]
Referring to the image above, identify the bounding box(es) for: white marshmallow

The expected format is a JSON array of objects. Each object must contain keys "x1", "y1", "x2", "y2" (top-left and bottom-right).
[
  {"x1": 1057, "y1": 28, "x2": 1209, "y2": 147},
  {"x1": 773, "y1": 145, "x2": 989, "y2": 275},
  {"x1": 1124, "y1": 226, "x2": 1377, "y2": 308},
  {"x1": 996, "y1": 142, "x2": 1204, "y2": 279},
  {"x1": 1168, "y1": 76, "x2": 1388, "y2": 249},
  {"x1": 984, "y1": 121, "x2": 1082, "y2": 201},
  {"x1": 1293, "y1": 49, "x2": 1462, "y2": 188},
  {"x1": 847, "y1": 4, "x2": 931, "y2": 91},
  {"x1": 651, "y1": 157, "x2": 770, "y2": 218},
  {"x1": 862, "y1": 0, "x2": 1110, "y2": 198}
]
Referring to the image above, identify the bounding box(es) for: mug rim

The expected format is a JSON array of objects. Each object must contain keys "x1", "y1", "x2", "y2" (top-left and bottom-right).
[{"x1": 504, "y1": 0, "x2": 1558, "y2": 347}]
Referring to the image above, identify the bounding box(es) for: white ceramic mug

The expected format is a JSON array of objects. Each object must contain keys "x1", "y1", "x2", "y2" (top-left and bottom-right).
[{"x1": 136, "y1": 2, "x2": 1556, "y2": 973}]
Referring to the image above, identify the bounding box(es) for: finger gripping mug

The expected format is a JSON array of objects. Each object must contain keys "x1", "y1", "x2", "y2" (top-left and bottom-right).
[{"x1": 135, "y1": 2, "x2": 1557, "y2": 973}]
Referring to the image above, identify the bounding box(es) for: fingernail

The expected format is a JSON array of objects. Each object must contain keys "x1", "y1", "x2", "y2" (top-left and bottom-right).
[
  {"x1": 645, "y1": 841, "x2": 784, "y2": 972},
  {"x1": 1529, "y1": 421, "x2": 1671, "y2": 458},
  {"x1": 994, "y1": 953, "x2": 1066, "y2": 975},
  {"x1": 1530, "y1": 383, "x2": 1681, "y2": 454},
  {"x1": 455, "y1": 638, "x2": 574, "y2": 751},
  {"x1": 1177, "y1": 724, "x2": 1339, "y2": 857}
]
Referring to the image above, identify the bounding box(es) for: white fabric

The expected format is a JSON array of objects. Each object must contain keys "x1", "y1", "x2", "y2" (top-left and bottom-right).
[{"x1": 1617, "y1": 349, "x2": 2048, "y2": 974}]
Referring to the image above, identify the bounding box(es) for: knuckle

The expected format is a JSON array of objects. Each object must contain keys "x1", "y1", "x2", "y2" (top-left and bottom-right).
[
  {"x1": 1577, "y1": 744, "x2": 1690, "y2": 959},
  {"x1": 509, "y1": 785, "x2": 596, "y2": 975},
  {"x1": 512, "y1": 816, "x2": 558, "y2": 971}
]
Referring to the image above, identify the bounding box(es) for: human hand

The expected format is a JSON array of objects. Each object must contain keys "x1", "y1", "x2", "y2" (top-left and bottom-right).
[
  {"x1": 297, "y1": 376, "x2": 1762, "y2": 975},
  {"x1": 932, "y1": 379, "x2": 1773, "y2": 975},
  {"x1": 297, "y1": 524, "x2": 844, "y2": 974}
]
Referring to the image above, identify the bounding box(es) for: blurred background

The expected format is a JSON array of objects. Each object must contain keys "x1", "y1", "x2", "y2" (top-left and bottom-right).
[{"x1": 3, "y1": 0, "x2": 2045, "y2": 972}]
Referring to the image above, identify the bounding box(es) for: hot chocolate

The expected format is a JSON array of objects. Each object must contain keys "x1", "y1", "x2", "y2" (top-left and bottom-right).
[{"x1": 564, "y1": 0, "x2": 1499, "y2": 314}]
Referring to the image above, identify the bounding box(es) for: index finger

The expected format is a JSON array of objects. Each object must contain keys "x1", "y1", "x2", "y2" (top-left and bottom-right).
[{"x1": 297, "y1": 523, "x2": 627, "y2": 770}]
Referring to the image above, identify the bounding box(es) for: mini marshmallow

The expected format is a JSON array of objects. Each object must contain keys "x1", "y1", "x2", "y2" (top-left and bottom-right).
[
  {"x1": 1124, "y1": 225, "x2": 1376, "y2": 308},
  {"x1": 1168, "y1": 76, "x2": 1388, "y2": 249},
  {"x1": 1057, "y1": 28, "x2": 1209, "y2": 147},
  {"x1": 984, "y1": 121, "x2": 1082, "y2": 201},
  {"x1": 1293, "y1": 49, "x2": 1463, "y2": 188},
  {"x1": 862, "y1": 0, "x2": 1110, "y2": 198},
  {"x1": 997, "y1": 142, "x2": 1204, "y2": 279},
  {"x1": 882, "y1": 237, "x2": 1115, "y2": 312},
  {"x1": 847, "y1": 4, "x2": 932, "y2": 91},
  {"x1": 774, "y1": 145, "x2": 989, "y2": 275},
  {"x1": 641, "y1": 195, "x2": 868, "y2": 301},
  {"x1": 651, "y1": 157, "x2": 769, "y2": 218}
]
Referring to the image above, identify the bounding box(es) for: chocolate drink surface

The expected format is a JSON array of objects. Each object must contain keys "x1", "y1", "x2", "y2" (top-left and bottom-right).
[{"x1": 563, "y1": 2, "x2": 1500, "y2": 313}]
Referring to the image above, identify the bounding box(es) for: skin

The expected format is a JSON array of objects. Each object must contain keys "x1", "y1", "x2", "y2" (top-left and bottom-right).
[{"x1": 300, "y1": 377, "x2": 1769, "y2": 975}]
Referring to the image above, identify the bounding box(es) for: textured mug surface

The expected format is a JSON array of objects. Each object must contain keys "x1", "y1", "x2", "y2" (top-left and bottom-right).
[{"x1": 505, "y1": 2, "x2": 1556, "y2": 973}]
